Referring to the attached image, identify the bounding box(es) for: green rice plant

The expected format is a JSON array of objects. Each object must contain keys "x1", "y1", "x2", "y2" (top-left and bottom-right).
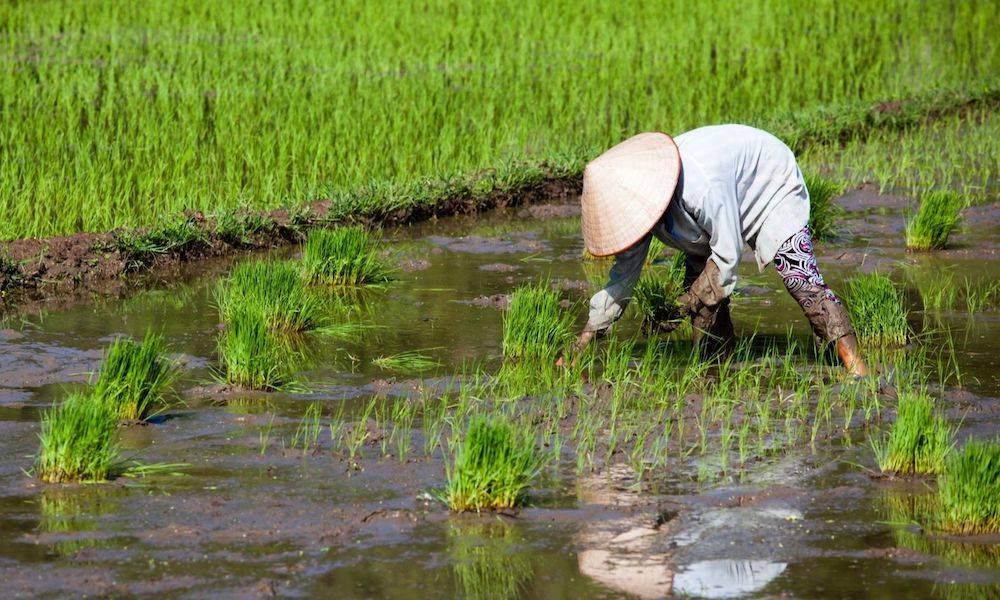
[
  {"x1": 804, "y1": 172, "x2": 844, "y2": 240},
  {"x1": 218, "y1": 308, "x2": 291, "y2": 391},
  {"x1": 1, "y1": 1, "x2": 994, "y2": 241},
  {"x1": 109, "y1": 217, "x2": 208, "y2": 272},
  {"x1": 939, "y1": 438, "x2": 1000, "y2": 535},
  {"x1": 632, "y1": 271, "x2": 684, "y2": 331},
  {"x1": 216, "y1": 259, "x2": 327, "y2": 333},
  {"x1": 301, "y1": 226, "x2": 392, "y2": 287},
  {"x1": 289, "y1": 402, "x2": 324, "y2": 455},
  {"x1": 844, "y1": 272, "x2": 909, "y2": 347},
  {"x1": 501, "y1": 283, "x2": 573, "y2": 360},
  {"x1": 871, "y1": 390, "x2": 954, "y2": 475},
  {"x1": 213, "y1": 211, "x2": 276, "y2": 247},
  {"x1": 36, "y1": 392, "x2": 119, "y2": 483},
  {"x1": 443, "y1": 416, "x2": 541, "y2": 512},
  {"x1": 372, "y1": 350, "x2": 441, "y2": 374},
  {"x1": 905, "y1": 266, "x2": 959, "y2": 311},
  {"x1": 905, "y1": 191, "x2": 965, "y2": 251},
  {"x1": 92, "y1": 333, "x2": 177, "y2": 422}
]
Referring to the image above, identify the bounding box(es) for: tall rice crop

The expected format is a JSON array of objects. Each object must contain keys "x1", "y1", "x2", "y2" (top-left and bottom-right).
[
  {"x1": 0, "y1": 1, "x2": 994, "y2": 240},
  {"x1": 939, "y1": 438, "x2": 1000, "y2": 534},
  {"x1": 36, "y1": 393, "x2": 119, "y2": 483},
  {"x1": 804, "y1": 173, "x2": 844, "y2": 241},
  {"x1": 905, "y1": 191, "x2": 965, "y2": 251},
  {"x1": 501, "y1": 283, "x2": 574, "y2": 360},
  {"x1": 217, "y1": 259, "x2": 326, "y2": 332},
  {"x1": 218, "y1": 308, "x2": 291, "y2": 391},
  {"x1": 444, "y1": 416, "x2": 541, "y2": 512},
  {"x1": 301, "y1": 227, "x2": 392, "y2": 286},
  {"x1": 844, "y1": 273, "x2": 909, "y2": 347},
  {"x1": 872, "y1": 390, "x2": 953, "y2": 475},
  {"x1": 92, "y1": 333, "x2": 176, "y2": 421}
]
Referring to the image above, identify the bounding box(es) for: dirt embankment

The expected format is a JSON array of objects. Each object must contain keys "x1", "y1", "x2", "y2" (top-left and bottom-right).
[{"x1": 0, "y1": 177, "x2": 581, "y2": 310}]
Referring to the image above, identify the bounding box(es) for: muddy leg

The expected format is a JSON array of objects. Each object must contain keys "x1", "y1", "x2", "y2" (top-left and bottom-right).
[
  {"x1": 773, "y1": 227, "x2": 868, "y2": 375},
  {"x1": 683, "y1": 255, "x2": 735, "y2": 357}
]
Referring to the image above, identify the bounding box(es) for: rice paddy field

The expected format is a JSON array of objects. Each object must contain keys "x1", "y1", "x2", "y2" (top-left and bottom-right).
[{"x1": 1, "y1": 1, "x2": 999, "y2": 598}]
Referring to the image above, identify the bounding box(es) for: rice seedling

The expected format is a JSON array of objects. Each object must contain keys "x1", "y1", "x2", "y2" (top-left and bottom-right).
[
  {"x1": 501, "y1": 283, "x2": 573, "y2": 360},
  {"x1": 109, "y1": 218, "x2": 208, "y2": 272},
  {"x1": 632, "y1": 272, "x2": 684, "y2": 331},
  {"x1": 290, "y1": 403, "x2": 324, "y2": 455},
  {"x1": 871, "y1": 390, "x2": 954, "y2": 475},
  {"x1": 301, "y1": 226, "x2": 392, "y2": 287},
  {"x1": 804, "y1": 172, "x2": 844, "y2": 240},
  {"x1": 844, "y1": 272, "x2": 910, "y2": 347},
  {"x1": 443, "y1": 416, "x2": 541, "y2": 512},
  {"x1": 800, "y1": 101, "x2": 999, "y2": 207},
  {"x1": 905, "y1": 266, "x2": 959, "y2": 312},
  {"x1": 217, "y1": 308, "x2": 291, "y2": 391},
  {"x1": 938, "y1": 438, "x2": 1000, "y2": 535},
  {"x1": 905, "y1": 191, "x2": 965, "y2": 251},
  {"x1": 216, "y1": 259, "x2": 327, "y2": 333},
  {"x1": 213, "y1": 211, "x2": 276, "y2": 247},
  {"x1": 372, "y1": 350, "x2": 441, "y2": 374},
  {"x1": 92, "y1": 333, "x2": 177, "y2": 422},
  {"x1": 36, "y1": 392, "x2": 119, "y2": 483}
]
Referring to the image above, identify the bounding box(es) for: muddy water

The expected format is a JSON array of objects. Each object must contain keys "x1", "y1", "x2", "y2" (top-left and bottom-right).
[{"x1": 1, "y1": 193, "x2": 999, "y2": 598}]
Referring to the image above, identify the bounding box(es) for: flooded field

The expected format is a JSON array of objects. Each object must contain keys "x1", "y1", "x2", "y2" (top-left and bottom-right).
[{"x1": 1, "y1": 189, "x2": 998, "y2": 598}]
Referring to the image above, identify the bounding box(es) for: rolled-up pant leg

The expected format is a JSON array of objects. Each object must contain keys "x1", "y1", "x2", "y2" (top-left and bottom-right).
[{"x1": 773, "y1": 227, "x2": 854, "y2": 343}]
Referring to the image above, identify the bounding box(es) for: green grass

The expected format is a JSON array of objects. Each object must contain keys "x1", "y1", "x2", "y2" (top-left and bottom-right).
[
  {"x1": 216, "y1": 259, "x2": 327, "y2": 333},
  {"x1": 92, "y1": 333, "x2": 177, "y2": 421},
  {"x1": 443, "y1": 416, "x2": 541, "y2": 512},
  {"x1": 905, "y1": 191, "x2": 966, "y2": 251},
  {"x1": 36, "y1": 392, "x2": 119, "y2": 483},
  {"x1": 844, "y1": 272, "x2": 910, "y2": 347},
  {"x1": 372, "y1": 350, "x2": 441, "y2": 374},
  {"x1": 107, "y1": 217, "x2": 208, "y2": 273},
  {"x1": 0, "y1": 1, "x2": 995, "y2": 240},
  {"x1": 804, "y1": 172, "x2": 845, "y2": 241},
  {"x1": 218, "y1": 308, "x2": 291, "y2": 390},
  {"x1": 939, "y1": 438, "x2": 1000, "y2": 535},
  {"x1": 501, "y1": 283, "x2": 574, "y2": 360},
  {"x1": 872, "y1": 390, "x2": 953, "y2": 475},
  {"x1": 301, "y1": 226, "x2": 393, "y2": 286}
]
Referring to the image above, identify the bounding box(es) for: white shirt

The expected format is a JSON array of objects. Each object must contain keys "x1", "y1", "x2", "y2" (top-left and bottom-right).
[{"x1": 585, "y1": 124, "x2": 810, "y2": 332}]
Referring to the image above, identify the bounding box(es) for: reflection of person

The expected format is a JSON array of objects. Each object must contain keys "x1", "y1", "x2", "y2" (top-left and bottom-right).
[{"x1": 565, "y1": 127, "x2": 868, "y2": 376}]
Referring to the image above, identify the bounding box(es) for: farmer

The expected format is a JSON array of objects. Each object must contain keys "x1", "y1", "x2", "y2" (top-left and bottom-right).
[{"x1": 566, "y1": 126, "x2": 868, "y2": 376}]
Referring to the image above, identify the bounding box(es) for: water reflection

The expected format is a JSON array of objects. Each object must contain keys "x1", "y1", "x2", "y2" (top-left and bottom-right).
[
  {"x1": 672, "y1": 559, "x2": 787, "y2": 598},
  {"x1": 448, "y1": 521, "x2": 533, "y2": 600}
]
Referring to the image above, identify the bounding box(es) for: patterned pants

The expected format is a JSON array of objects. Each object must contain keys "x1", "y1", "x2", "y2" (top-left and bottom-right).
[{"x1": 772, "y1": 226, "x2": 841, "y2": 309}]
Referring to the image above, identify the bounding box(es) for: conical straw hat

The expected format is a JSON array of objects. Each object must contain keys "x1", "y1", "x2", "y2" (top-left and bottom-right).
[{"x1": 581, "y1": 132, "x2": 681, "y2": 257}]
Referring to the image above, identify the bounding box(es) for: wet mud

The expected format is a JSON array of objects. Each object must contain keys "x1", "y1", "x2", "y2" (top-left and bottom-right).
[{"x1": 1, "y1": 187, "x2": 999, "y2": 597}]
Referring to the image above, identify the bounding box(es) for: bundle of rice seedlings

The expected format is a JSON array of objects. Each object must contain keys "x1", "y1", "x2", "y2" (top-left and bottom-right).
[
  {"x1": 844, "y1": 272, "x2": 909, "y2": 347},
  {"x1": 804, "y1": 172, "x2": 844, "y2": 241},
  {"x1": 872, "y1": 390, "x2": 954, "y2": 475},
  {"x1": 216, "y1": 259, "x2": 326, "y2": 333},
  {"x1": 92, "y1": 333, "x2": 176, "y2": 421},
  {"x1": 36, "y1": 392, "x2": 119, "y2": 483},
  {"x1": 218, "y1": 308, "x2": 290, "y2": 390},
  {"x1": 632, "y1": 269, "x2": 685, "y2": 331},
  {"x1": 444, "y1": 416, "x2": 541, "y2": 512},
  {"x1": 501, "y1": 283, "x2": 574, "y2": 360},
  {"x1": 905, "y1": 191, "x2": 965, "y2": 251},
  {"x1": 302, "y1": 226, "x2": 392, "y2": 286},
  {"x1": 372, "y1": 350, "x2": 441, "y2": 374},
  {"x1": 939, "y1": 438, "x2": 1000, "y2": 534}
]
